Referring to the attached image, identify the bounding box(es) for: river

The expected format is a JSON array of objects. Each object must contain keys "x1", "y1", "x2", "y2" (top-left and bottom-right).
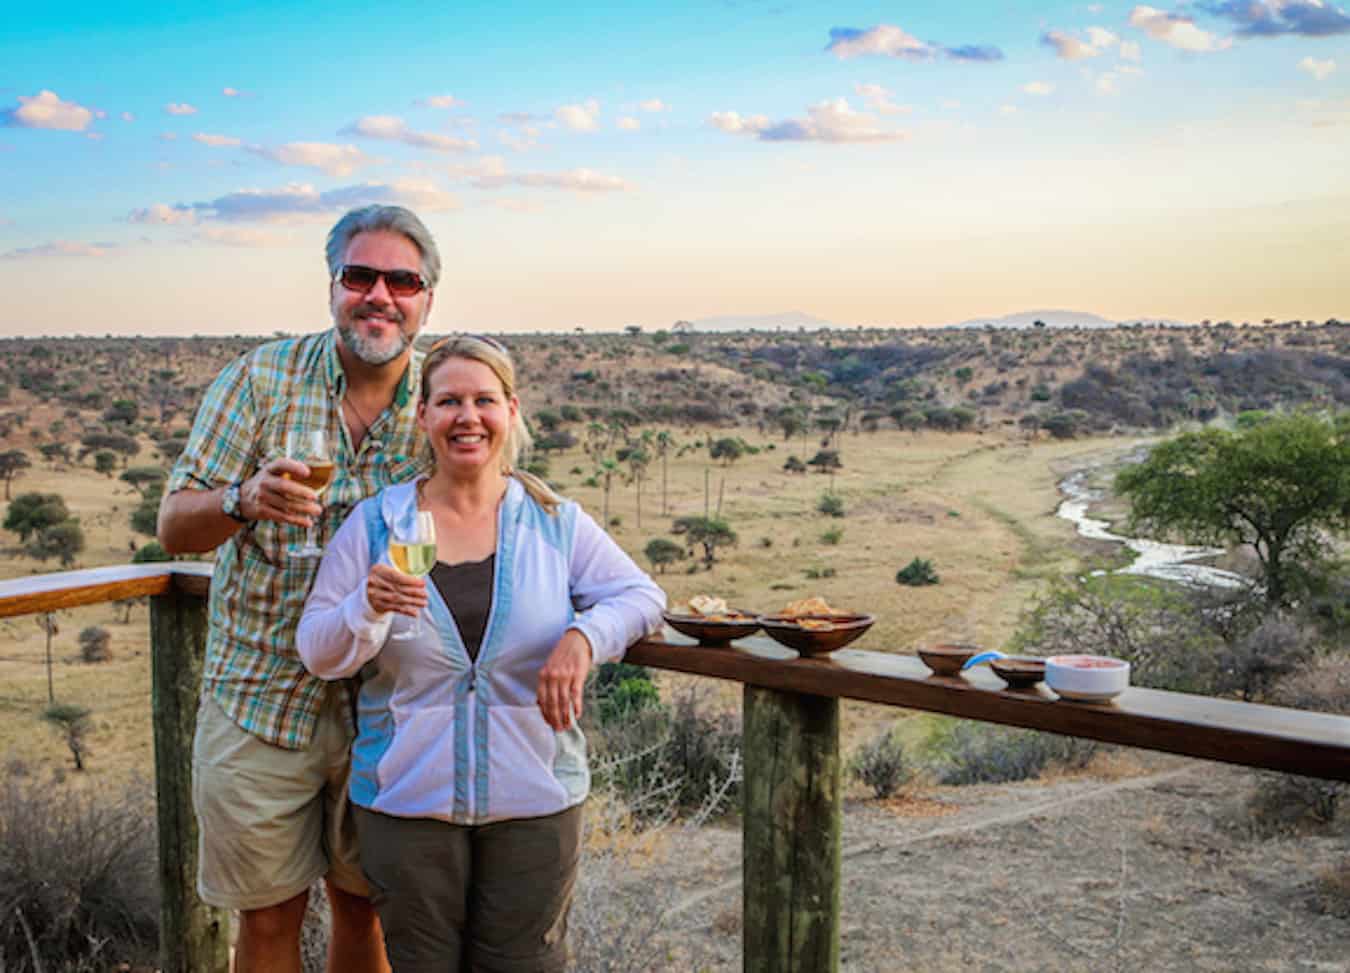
[{"x1": 1055, "y1": 468, "x2": 1248, "y2": 590}]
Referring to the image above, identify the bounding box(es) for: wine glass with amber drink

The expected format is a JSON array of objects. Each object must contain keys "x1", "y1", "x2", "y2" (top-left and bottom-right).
[{"x1": 285, "y1": 429, "x2": 335, "y2": 559}]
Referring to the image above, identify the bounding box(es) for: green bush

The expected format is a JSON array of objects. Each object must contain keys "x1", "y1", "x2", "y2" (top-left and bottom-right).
[
  {"x1": 850, "y1": 728, "x2": 910, "y2": 799},
  {"x1": 896, "y1": 557, "x2": 939, "y2": 586},
  {"x1": 817, "y1": 493, "x2": 845, "y2": 518},
  {"x1": 598, "y1": 677, "x2": 662, "y2": 725},
  {"x1": 924, "y1": 720, "x2": 1099, "y2": 785},
  {"x1": 820, "y1": 527, "x2": 843, "y2": 545}
]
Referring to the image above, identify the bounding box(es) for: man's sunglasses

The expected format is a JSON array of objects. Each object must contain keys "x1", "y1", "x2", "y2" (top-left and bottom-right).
[{"x1": 336, "y1": 264, "x2": 428, "y2": 298}]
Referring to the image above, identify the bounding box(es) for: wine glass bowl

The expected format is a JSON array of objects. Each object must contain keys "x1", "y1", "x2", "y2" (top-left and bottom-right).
[
  {"x1": 285, "y1": 429, "x2": 332, "y2": 558},
  {"x1": 388, "y1": 510, "x2": 437, "y2": 641}
]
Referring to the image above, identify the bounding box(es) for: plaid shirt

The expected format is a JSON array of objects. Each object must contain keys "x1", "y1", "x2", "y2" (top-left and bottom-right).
[{"x1": 168, "y1": 329, "x2": 427, "y2": 749}]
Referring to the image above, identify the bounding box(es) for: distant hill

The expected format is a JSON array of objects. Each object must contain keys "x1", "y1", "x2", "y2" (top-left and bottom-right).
[
  {"x1": 685, "y1": 311, "x2": 840, "y2": 332},
  {"x1": 949, "y1": 309, "x2": 1190, "y2": 330}
]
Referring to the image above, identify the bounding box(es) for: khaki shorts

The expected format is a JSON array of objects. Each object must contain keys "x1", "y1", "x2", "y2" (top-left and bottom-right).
[
  {"x1": 355, "y1": 804, "x2": 583, "y2": 973},
  {"x1": 192, "y1": 691, "x2": 368, "y2": 911}
]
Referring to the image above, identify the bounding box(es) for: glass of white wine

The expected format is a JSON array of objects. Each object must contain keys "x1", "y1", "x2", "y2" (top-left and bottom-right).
[
  {"x1": 285, "y1": 429, "x2": 335, "y2": 559},
  {"x1": 388, "y1": 510, "x2": 437, "y2": 640}
]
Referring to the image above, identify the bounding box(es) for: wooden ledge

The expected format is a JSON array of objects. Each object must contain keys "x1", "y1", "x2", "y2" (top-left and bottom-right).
[
  {"x1": 0, "y1": 562, "x2": 213, "y2": 618},
  {"x1": 627, "y1": 636, "x2": 1350, "y2": 781}
]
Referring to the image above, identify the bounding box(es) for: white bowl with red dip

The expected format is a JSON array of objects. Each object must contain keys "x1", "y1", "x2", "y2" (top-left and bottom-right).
[{"x1": 1045, "y1": 654, "x2": 1130, "y2": 702}]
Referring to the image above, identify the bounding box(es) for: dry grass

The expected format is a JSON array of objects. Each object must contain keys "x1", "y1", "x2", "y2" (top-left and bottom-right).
[{"x1": 0, "y1": 428, "x2": 1150, "y2": 783}]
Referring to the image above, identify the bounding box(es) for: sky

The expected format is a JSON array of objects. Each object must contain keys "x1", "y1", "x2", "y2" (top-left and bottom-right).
[{"x1": 1, "y1": 0, "x2": 1348, "y2": 337}]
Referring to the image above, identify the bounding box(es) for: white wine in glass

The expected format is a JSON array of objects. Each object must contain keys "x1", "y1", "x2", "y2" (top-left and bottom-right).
[
  {"x1": 286, "y1": 429, "x2": 333, "y2": 558},
  {"x1": 389, "y1": 510, "x2": 437, "y2": 640}
]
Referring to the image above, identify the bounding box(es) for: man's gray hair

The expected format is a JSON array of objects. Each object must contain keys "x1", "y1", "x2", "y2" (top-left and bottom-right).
[{"x1": 325, "y1": 205, "x2": 442, "y2": 289}]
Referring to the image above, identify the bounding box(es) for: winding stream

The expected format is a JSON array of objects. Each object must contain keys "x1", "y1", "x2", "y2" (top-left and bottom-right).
[{"x1": 1055, "y1": 469, "x2": 1248, "y2": 590}]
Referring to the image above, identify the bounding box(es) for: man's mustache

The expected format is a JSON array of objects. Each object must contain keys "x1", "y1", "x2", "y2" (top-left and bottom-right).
[{"x1": 354, "y1": 303, "x2": 406, "y2": 325}]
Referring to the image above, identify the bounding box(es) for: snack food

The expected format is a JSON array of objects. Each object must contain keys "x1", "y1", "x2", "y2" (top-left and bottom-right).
[
  {"x1": 688, "y1": 594, "x2": 729, "y2": 617},
  {"x1": 781, "y1": 596, "x2": 837, "y2": 618}
]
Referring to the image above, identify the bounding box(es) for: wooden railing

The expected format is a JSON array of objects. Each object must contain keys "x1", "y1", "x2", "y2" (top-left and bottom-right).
[{"x1": 1, "y1": 564, "x2": 1347, "y2": 973}]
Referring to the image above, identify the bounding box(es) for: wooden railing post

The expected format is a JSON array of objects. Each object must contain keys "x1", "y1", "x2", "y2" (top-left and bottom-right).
[
  {"x1": 742, "y1": 685, "x2": 841, "y2": 973},
  {"x1": 151, "y1": 576, "x2": 230, "y2": 973}
]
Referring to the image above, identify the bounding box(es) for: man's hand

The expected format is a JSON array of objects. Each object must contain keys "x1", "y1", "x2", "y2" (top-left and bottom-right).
[
  {"x1": 241, "y1": 457, "x2": 324, "y2": 528},
  {"x1": 537, "y1": 629, "x2": 593, "y2": 731},
  {"x1": 366, "y1": 563, "x2": 428, "y2": 618}
]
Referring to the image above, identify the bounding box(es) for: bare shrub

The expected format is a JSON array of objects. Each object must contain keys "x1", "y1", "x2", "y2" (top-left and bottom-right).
[
  {"x1": 1213, "y1": 613, "x2": 1315, "y2": 702},
  {"x1": 849, "y1": 727, "x2": 910, "y2": 799},
  {"x1": 1315, "y1": 857, "x2": 1350, "y2": 919},
  {"x1": 0, "y1": 772, "x2": 159, "y2": 971},
  {"x1": 77, "y1": 625, "x2": 111, "y2": 663}
]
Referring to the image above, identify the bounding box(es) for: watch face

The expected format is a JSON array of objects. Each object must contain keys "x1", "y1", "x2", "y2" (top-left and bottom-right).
[{"x1": 223, "y1": 483, "x2": 243, "y2": 520}]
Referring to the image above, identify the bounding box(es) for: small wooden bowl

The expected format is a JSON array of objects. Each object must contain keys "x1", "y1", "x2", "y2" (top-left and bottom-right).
[
  {"x1": 917, "y1": 643, "x2": 981, "y2": 676},
  {"x1": 989, "y1": 656, "x2": 1046, "y2": 689},
  {"x1": 757, "y1": 614, "x2": 875, "y2": 656},
  {"x1": 663, "y1": 612, "x2": 761, "y2": 647}
]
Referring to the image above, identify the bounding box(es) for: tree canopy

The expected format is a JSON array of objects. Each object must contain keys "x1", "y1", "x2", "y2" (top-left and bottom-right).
[{"x1": 1115, "y1": 411, "x2": 1350, "y2": 607}]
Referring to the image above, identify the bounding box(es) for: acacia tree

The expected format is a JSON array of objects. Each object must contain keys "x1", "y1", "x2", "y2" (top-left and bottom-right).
[
  {"x1": 1115, "y1": 412, "x2": 1350, "y2": 608},
  {"x1": 0, "y1": 448, "x2": 31, "y2": 500},
  {"x1": 672, "y1": 514, "x2": 738, "y2": 569}
]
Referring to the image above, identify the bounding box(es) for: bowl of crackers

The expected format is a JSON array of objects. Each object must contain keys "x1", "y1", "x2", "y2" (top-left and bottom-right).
[
  {"x1": 757, "y1": 597, "x2": 875, "y2": 656},
  {"x1": 663, "y1": 595, "x2": 762, "y2": 647}
]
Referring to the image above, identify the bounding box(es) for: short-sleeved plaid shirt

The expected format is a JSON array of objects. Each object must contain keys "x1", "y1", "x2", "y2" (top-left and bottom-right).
[{"x1": 168, "y1": 329, "x2": 428, "y2": 749}]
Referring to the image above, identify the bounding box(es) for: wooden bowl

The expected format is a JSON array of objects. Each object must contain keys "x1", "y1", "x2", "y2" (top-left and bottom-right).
[
  {"x1": 663, "y1": 612, "x2": 761, "y2": 647},
  {"x1": 989, "y1": 656, "x2": 1046, "y2": 689},
  {"x1": 757, "y1": 614, "x2": 875, "y2": 656},
  {"x1": 917, "y1": 643, "x2": 981, "y2": 676}
]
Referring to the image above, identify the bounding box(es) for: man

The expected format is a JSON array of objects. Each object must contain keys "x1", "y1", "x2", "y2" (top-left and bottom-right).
[{"x1": 159, "y1": 204, "x2": 439, "y2": 973}]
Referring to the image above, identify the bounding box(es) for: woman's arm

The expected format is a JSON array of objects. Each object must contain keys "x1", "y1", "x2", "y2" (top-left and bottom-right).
[{"x1": 297, "y1": 502, "x2": 394, "y2": 679}]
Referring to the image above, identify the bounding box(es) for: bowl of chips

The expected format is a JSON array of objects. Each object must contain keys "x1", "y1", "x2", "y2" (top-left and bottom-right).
[
  {"x1": 663, "y1": 595, "x2": 761, "y2": 647},
  {"x1": 757, "y1": 597, "x2": 874, "y2": 656}
]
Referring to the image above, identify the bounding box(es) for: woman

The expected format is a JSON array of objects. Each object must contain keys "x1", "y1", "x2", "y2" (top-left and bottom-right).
[{"x1": 297, "y1": 335, "x2": 665, "y2": 972}]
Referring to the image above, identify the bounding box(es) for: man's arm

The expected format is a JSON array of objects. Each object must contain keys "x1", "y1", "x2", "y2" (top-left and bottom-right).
[{"x1": 158, "y1": 458, "x2": 322, "y2": 555}]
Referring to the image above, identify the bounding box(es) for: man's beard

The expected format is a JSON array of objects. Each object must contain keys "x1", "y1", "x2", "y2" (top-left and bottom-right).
[{"x1": 338, "y1": 304, "x2": 416, "y2": 366}]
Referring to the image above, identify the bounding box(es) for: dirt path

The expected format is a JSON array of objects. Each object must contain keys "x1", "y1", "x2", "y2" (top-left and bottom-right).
[{"x1": 573, "y1": 757, "x2": 1349, "y2": 972}]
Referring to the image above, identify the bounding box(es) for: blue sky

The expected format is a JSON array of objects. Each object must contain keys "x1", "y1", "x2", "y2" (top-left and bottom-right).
[{"x1": 2, "y1": 1, "x2": 1348, "y2": 335}]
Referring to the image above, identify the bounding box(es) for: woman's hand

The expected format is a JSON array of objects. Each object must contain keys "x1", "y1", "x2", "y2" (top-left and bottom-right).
[
  {"x1": 537, "y1": 629, "x2": 593, "y2": 731},
  {"x1": 366, "y1": 563, "x2": 428, "y2": 618}
]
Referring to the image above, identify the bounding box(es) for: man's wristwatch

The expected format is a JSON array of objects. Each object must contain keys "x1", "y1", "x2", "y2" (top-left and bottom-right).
[{"x1": 221, "y1": 481, "x2": 249, "y2": 523}]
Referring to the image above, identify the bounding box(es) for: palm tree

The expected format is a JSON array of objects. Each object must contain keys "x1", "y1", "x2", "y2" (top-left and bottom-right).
[
  {"x1": 597, "y1": 457, "x2": 620, "y2": 529},
  {"x1": 653, "y1": 430, "x2": 677, "y2": 515}
]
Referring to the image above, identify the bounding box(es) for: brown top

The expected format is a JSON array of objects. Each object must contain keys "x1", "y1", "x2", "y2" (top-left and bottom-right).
[{"x1": 430, "y1": 554, "x2": 495, "y2": 662}]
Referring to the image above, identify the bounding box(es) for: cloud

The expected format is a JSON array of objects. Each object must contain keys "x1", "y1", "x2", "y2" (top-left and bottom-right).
[
  {"x1": 617, "y1": 116, "x2": 641, "y2": 131},
  {"x1": 1202, "y1": 0, "x2": 1350, "y2": 37},
  {"x1": 999, "y1": 104, "x2": 1019, "y2": 116},
  {"x1": 712, "y1": 98, "x2": 908, "y2": 143},
  {"x1": 1120, "y1": 40, "x2": 1144, "y2": 61},
  {"x1": 1096, "y1": 72, "x2": 1122, "y2": 94},
  {"x1": 193, "y1": 133, "x2": 241, "y2": 147},
  {"x1": 244, "y1": 142, "x2": 378, "y2": 176},
  {"x1": 129, "y1": 203, "x2": 198, "y2": 225},
  {"x1": 555, "y1": 99, "x2": 601, "y2": 132},
  {"x1": 417, "y1": 94, "x2": 464, "y2": 109},
  {"x1": 1041, "y1": 26, "x2": 1124, "y2": 59},
  {"x1": 121, "y1": 111, "x2": 135, "y2": 122},
  {"x1": 1, "y1": 240, "x2": 116, "y2": 259},
  {"x1": 1023, "y1": 81, "x2": 1055, "y2": 95},
  {"x1": 188, "y1": 179, "x2": 459, "y2": 222},
  {"x1": 198, "y1": 226, "x2": 290, "y2": 247},
  {"x1": 165, "y1": 102, "x2": 197, "y2": 115},
  {"x1": 341, "y1": 115, "x2": 477, "y2": 152},
  {"x1": 461, "y1": 156, "x2": 630, "y2": 192},
  {"x1": 1299, "y1": 55, "x2": 1338, "y2": 78},
  {"x1": 1129, "y1": 6, "x2": 1232, "y2": 51},
  {"x1": 709, "y1": 111, "x2": 771, "y2": 134},
  {"x1": 3, "y1": 90, "x2": 95, "y2": 131},
  {"x1": 498, "y1": 111, "x2": 545, "y2": 125},
  {"x1": 222, "y1": 87, "x2": 242, "y2": 97},
  {"x1": 827, "y1": 25, "x2": 1003, "y2": 61},
  {"x1": 638, "y1": 99, "x2": 668, "y2": 112},
  {"x1": 498, "y1": 129, "x2": 540, "y2": 152},
  {"x1": 854, "y1": 82, "x2": 911, "y2": 115}
]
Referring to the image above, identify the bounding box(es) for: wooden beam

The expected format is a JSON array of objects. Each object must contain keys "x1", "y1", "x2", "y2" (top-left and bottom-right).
[
  {"x1": 151, "y1": 578, "x2": 230, "y2": 973},
  {"x1": 742, "y1": 685, "x2": 840, "y2": 973},
  {"x1": 627, "y1": 637, "x2": 1350, "y2": 781},
  {"x1": 0, "y1": 562, "x2": 213, "y2": 618}
]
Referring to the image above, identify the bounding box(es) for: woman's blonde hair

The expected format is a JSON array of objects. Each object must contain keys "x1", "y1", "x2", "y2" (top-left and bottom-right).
[{"x1": 419, "y1": 335, "x2": 562, "y2": 513}]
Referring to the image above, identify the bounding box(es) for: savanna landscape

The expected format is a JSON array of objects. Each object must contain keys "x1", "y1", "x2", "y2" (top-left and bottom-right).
[{"x1": 0, "y1": 320, "x2": 1347, "y2": 971}]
